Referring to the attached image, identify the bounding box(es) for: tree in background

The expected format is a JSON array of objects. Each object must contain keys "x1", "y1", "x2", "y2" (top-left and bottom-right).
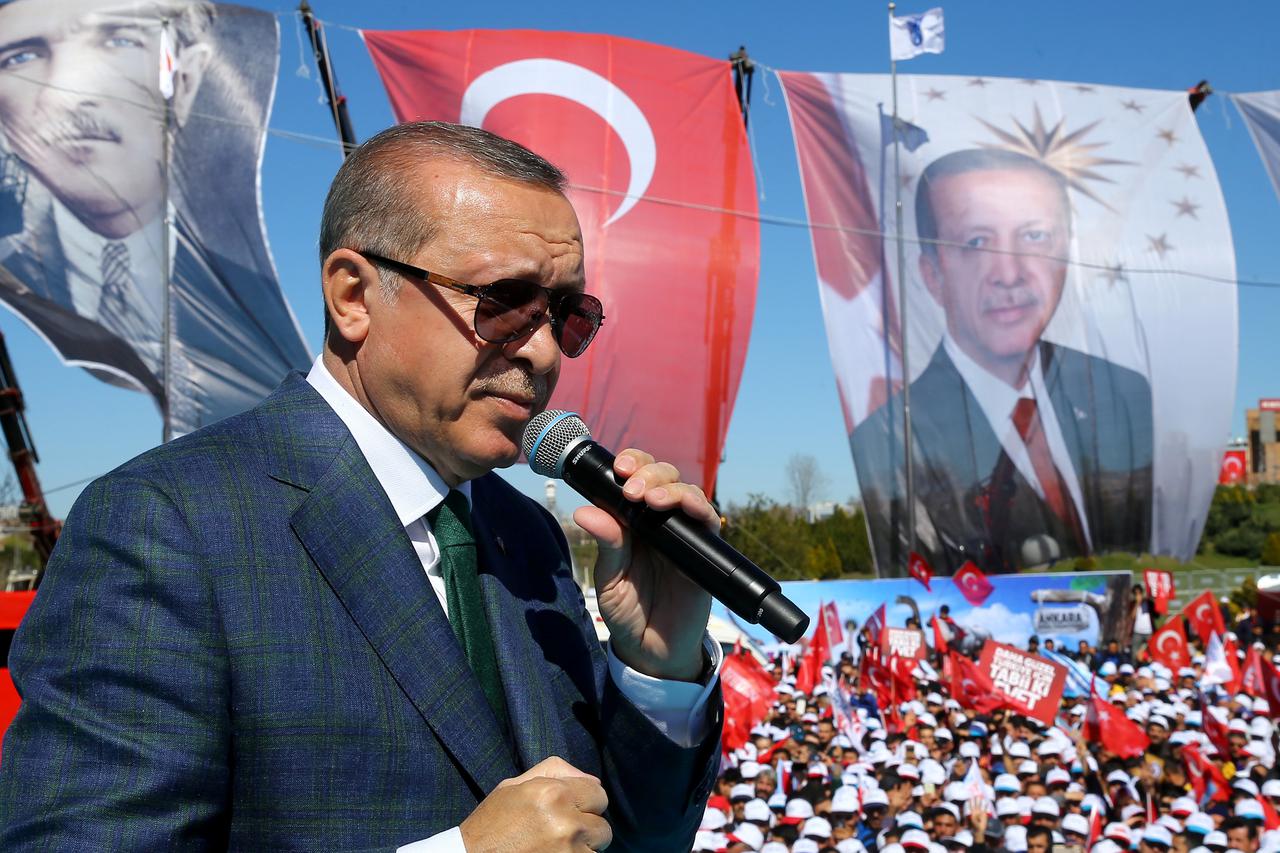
[{"x1": 785, "y1": 453, "x2": 829, "y2": 512}]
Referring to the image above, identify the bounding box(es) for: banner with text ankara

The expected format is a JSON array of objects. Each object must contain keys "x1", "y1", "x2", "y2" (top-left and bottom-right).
[
  {"x1": 363, "y1": 30, "x2": 760, "y2": 493},
  {"x1": 778, "y1": 72, "x2": 1235, "y2": 576}
]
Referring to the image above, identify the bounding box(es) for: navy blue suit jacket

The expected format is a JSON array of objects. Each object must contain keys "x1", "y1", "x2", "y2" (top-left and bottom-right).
[{"x1": 0, "y1": 374, "x2": 721, "y2": 850}]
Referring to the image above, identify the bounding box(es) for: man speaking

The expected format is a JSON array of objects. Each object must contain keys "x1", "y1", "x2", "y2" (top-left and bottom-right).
[
  {"x1": 853, "y1": 148, "x2": 1153, "y2": 574},
  {"x1": 0, "y1": 123, "x2": 723, "y2": 851}
]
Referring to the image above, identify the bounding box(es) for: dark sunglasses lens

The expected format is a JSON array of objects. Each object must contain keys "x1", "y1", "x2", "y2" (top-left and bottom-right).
[
  {"x1": 475, "y1": 280, "x2": 546, "y2": 342},
  {"x1": 553, "y1": 294, "x2": 603, "y2": 358}
]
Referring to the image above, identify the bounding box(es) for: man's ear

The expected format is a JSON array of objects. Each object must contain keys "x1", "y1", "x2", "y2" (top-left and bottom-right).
[
  {"x1": 171, "y1": 42, "x2": 212, "y2": 127},
  {"x1": 323, "y1": 249, "x2": 375, "y2": 344},
  {"x1": 919, "y1": 251, "x2": 945, "y2": 307}
]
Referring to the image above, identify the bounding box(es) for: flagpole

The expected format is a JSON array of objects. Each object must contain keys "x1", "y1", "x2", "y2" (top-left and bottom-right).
[
  {"x1": 160, "y1": 17, "x2": 174, "y2": 443},
  {"x1": 888, "y1": 2, "x2": 917, "y2": 572}
]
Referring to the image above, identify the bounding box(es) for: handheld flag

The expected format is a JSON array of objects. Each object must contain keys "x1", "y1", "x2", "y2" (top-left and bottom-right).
[
  {"x1": 1085, "y1": 686, "x2": 1149, "y2": 758},
  {"x1": 907, "y1": 551, "x2": 933, "y2": 591},
  {"x1": 953, "y1": 562, "x2": 994, "y2": 606},
  {"x1": 1181, "y1": 590, "x2": 1226, "y2": 644},
  {"x1": 1146, "y1": 616, "x2": 1190, "y2": 669},
  {"x1": 889, "y1": 7, "x2": 945, "y2": 61}
]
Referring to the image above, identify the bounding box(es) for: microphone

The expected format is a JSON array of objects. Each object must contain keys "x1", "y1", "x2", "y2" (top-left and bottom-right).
[{"x1": 523, "y1": 410, "x2": 810, "y2": 643}]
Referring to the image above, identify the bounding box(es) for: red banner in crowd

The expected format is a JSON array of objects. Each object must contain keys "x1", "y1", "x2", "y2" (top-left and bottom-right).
[
  {"x1": 721, "y1": 650, "x2": 775, "y2": 751},
  {"x1": 1144, "y1": 569, "x2": 1175, "y2": 615},
  {"x1": 953, "y1": 562, "x2": 993, "y2": 606},
  {"x1": 1259, "y1": 657, "x2": 1280, "y2": 718},
  {"x1": 1180, "y1": 590, "x2": 1226, "y2": 644},
  {"x1": 362, "y1": 29, "x2": 760, "y2": 493},
  {"x1": 1085, "y1": 686, "x2": 1149, "y2": 758},
  {"x1": 979, "y1": 640, "x2": 1066, "y2": 725},
  {"x1": 1220, "y1": 449, "x2": 1247, "y2": 484},
  {"x1": 949, "y1": 651, "x2": 1002, "y2": 714},
  {"x1": 883, "y1": 627, "x2": 927, "y2": 660},
  {"x1": 1146, "y1": 616, "x2": 1191, "y2": 669}
]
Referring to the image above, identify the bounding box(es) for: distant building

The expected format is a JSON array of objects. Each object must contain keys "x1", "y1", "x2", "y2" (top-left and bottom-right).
[{"x1": 1240, "y1": 399, "x2": 1280, "y2": 485}]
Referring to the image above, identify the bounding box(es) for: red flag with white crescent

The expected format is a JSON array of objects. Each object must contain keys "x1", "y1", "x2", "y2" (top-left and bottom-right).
[
  {"x1": 1244, "y1": 644, "x2": 1267, "y2": 695},
  {"x1": 1085, "y1": 686, "x2": 1149, "y2": 758},
  {"x1": 362, "y1": 30, "x2": 760, "y2": 494},
  {"x1": 1143, "y1": 569, "x2": 1175, "y2": 615},
  {"x1": 907, "y1": 551, "x2": 933, "y2": 591},
  {"x1": 1180, "y1": 590, "x2": 1226, "y2": 645},
  {"x1": 953, "y1": 561, "x2": 994, "y2": 606},
  {"x1": 1146, "y1": 616, "x2": 1190, "y2": 670}
]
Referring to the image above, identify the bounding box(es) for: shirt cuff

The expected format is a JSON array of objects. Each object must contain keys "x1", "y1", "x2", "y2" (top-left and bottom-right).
[
  {"x1": 606, "y1": 633, "x2": 723, "y2": 749},
  {"x1": 397, "y1": 827, "x2": 464, "y2": 852}
]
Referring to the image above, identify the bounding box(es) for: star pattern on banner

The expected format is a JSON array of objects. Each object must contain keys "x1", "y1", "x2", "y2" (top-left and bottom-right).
[
  {"x1": 1172, "y1": 197, "x2": 1201, "y2": 219},
  {"x1": 1156, "y1": 128, "x2": 1179, "y2": 146},
  {"x1": 968, "y1": 78, "x2": 989, "y2": 87},
  {"x1": 1174, "y1": 162, "x2": 1202, "y2": 179},
  {"x1": 924, "y1": 88, "x2": 947, "y2": 102},
  {"x1": 1121, "y1": 99, "x2": 1145, "y2": 113},
  {"x1": 1147, "y1": 233, "x2": 1174, "y2": 259},
  {"x1": 1099, "y1": 261, "x2": 1128, "y2": 288},
  {"x1": 977, "y1": 104, "x2": 1134, "y2": 210}
]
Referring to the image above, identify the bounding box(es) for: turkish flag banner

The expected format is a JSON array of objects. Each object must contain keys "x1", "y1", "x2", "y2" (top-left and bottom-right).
[
  {"x1": 979, "y1": 640, "x2": 1066, "y2": 725},
  {"x1": 1085, "y1": 688, "x2": 1149, "y2": 758},
  {"x1": 882, "y1": 627, "x2": 927, "y2": 660},
  {"x1": 1146, "y1": 616, "x2": 1190, "y2": 670},
  {"x1": 822, "y1": 602, "x2": 845, "y2": 647},
  {"x1": 1183, "y1": 742, "x2": 1231, "y2": 802},
  {"x1": 362, "y1": 30, "x2": 760, "y2": 493},
  {"x1": 1220, "y1": 449, "x2": 1247, "y2": 484},
  {"x1": 1258, "y1": 657, "x2": 1280, "y2": 717},
  {"x1": 907, "y1": 551, "x2": 933, "y2": 591},
  {"x1": 949, "y1": 651, "x2": 1003, "y2": 714},
  {"x1": 953, "y1": 561, "x2": 994, "y2": 606},
  {"x1": 1180, "y1": 590, "x2": 1226, "y2": 644},
  {"x1": 1144, "y1": 569, "x2": 1175, "y2": 615},
  {"x1": 1243, "y1": 644, "x2": 1267, "y2": 695},
  {"x1": 722, "y1": 651, "x2": 775, "y2": 751}
]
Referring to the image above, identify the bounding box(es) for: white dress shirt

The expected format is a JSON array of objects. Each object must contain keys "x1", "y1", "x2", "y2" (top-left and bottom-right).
[
  {"x1": 943, "y1": 336, "x2": 1093, "y2": 550},
  {"x1": 53, "y1": 200, "x2": 169, "y2": 374},
  {"x1": 305, "y1": 359, "x2": 721, "y2": 852}
]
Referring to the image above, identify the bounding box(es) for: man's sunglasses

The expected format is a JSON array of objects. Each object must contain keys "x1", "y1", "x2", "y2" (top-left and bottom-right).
[{"x1": 357, "y1": 251, "x2": 604, "y2": 358}]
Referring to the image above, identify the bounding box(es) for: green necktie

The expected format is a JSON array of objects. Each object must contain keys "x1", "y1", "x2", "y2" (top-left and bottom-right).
[{"x1": 428, "y1": 490, "x2": 509, "y2": 732}]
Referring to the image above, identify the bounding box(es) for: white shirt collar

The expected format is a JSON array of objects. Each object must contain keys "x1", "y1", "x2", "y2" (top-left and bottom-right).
[
  {"x1": 53, "y1": 198, "x2": 167, "y2": 319},
  {"x1": 305, "y1": 356, "x2": 470, "y2": 527},
  {"x1": 942, "y1": 333, "x2": 1038, "y2": 426}
]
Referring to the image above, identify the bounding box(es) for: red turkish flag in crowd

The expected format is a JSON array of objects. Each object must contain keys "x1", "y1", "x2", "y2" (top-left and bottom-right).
[
  {"x1": 822, "y1": 602, "x2": 844, "y2": 647},
  {"x1": 796, "y1": 602, "x2": 834, "y2": 695},
  {"x1": 907, "y1": 551, "x2": 933, "y2": 591},
  {"x1": 1183, "y1": 742, "x2": 1231, "y2": 803},
  {"x1": 1085, "y1": 687, "x2": 1149, "y2": 758},
  {"x1": 1258, "y1": 657, "x2": 1280, "y2": 716},
  {"x1": 952, "y1": 562, "x2": 993, "y2": 606},
  {"x1": 949, "y1": 652, "x2": 1002, "y2": 714},
  {"x1": 890, "y1": 654, "x2": 918, "y2": 702},
  {"x1": 1201, "y1": 701, "x2": 1232, "y2": 756},
  {"x1": 861, "y1": 651, "x2": 893, "y2": 706},
  {"x1": 931, "y1": 615, "x2": 949, "y2": 653},
  {"x1": 1243, "y1": 644, "x2": 1267, "y2": 695},
  {"x1": 1146, "y1": 617, "x2": 1190, "y2": 670},
  {"x1": 362, "y1": 29, "x2": 760, "y2": 493},
  {"x1": 865, "y1": 603, "x2": 887, "y2": 647},
  {"x1": 721, "y1": 651, "x2": 774, "y2": 751},
  {"x1": 1144, "y1": 569, "x2": 1175, "y2": 615},
  {"x1": 1180, "y1": 590, "x2": 1226, "y2": 644}
]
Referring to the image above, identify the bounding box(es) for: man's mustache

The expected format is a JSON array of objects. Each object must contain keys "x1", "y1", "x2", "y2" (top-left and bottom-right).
[
  {"x1": 38, "y1": 110, "x2": 123, "y2": 147},
  {"x1": 474, "y1": 370, "x2": 548, "y2": 407}
]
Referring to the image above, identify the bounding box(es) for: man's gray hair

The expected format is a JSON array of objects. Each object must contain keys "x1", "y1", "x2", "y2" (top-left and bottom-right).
[
  {"x1": 162, "y1": 0, "x2": 215, "y2": 47},
  {"x1": 915, "y1": 148, "x2": 1070, "y2": 261},
  {"x1": 318, "y1": 121, "x2": 567, "y2": 294}
]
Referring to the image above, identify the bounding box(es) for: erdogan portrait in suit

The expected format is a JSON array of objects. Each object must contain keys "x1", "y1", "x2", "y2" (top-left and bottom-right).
[{"x1": 852, "y1": 148, "x2": 1153, "y2": 575}]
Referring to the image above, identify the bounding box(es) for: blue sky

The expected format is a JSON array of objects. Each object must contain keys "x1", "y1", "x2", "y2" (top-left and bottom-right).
[{"x1": 11, "y1": 0, "x2": 1280, "y2": 518}]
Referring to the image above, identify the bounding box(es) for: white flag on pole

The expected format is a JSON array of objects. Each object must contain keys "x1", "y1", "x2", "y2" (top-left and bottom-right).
[
  {"x1": 889, "y1": 7, "x2": 945, "y2": 61},
  {"x1": 158, "y1": 25, "x2": 177, "y2": 100}
]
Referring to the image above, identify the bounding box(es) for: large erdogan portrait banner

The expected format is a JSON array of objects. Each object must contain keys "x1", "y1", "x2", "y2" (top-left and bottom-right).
[
  {"x1": 778, "y1": 72, "x2": 1236, "y2": 577},
  {"x1": 362, "y1": 29, "x2": 760, "y2": 493},
  {"x1": 716, "y1": 570, "x2": 1132, "y2": 652}
]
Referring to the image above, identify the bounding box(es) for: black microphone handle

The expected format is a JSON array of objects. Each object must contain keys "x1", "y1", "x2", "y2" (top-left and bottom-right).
[{"x1": 561, "y1": 441, "x2": 810, "y2": 643}]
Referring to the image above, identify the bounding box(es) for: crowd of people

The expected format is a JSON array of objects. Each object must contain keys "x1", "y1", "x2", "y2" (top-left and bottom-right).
[{"x1": 698, "y1": 600, "x2": 1278, "y2": 853}]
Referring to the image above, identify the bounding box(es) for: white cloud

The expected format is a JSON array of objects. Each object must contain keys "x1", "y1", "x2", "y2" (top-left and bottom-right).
[{"x1": 956, "y1": 603, "x2": 1035, "y2": 647}]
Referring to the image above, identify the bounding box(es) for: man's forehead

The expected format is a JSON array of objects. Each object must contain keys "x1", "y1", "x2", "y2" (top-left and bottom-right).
[{"x1": 0, "y1": 0, "x2": 178, "y2": 32}]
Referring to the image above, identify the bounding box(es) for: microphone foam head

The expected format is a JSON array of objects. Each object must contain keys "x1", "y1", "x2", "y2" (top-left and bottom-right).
[{"x1": 522, "y1": 410, "x2": 591, "y2": 477}]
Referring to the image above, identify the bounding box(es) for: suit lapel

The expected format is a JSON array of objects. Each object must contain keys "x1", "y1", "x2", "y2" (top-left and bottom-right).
[
  {"x1": 470, "y1": 485, "x2": 570, "y2": 772},
  {"x1": 274, "y1": 379, "x2": 518, "y2": 795}
]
